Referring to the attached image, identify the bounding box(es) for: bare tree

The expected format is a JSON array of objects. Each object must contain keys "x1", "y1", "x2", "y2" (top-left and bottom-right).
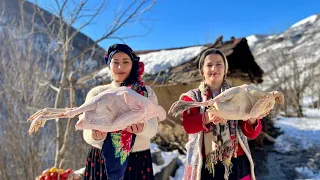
[
  {"x1": 30, "y1": 0, "x2": 156, "y2": 168},
  {"x1": 0, "y1": 0, "x2": 156, "y2": 178},
  {"x1": 0, "y1": 3, "x2": 57, "y2": 179},
  {"x1": 262, "y1": 50, "x2": 320, "y2": 117},
  {"x1": 305, "y1": 68, "x2": 320, "y2": 109},
  {"x1": 318, "y1": 77, "x2": 320, "y2": 109}
]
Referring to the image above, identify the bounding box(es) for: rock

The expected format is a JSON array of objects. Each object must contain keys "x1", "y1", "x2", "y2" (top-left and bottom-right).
[
  {"x1": 154, "y1": 157, "x2": 178, "y2": 180},
  {"x1": 152, "y1": 151, "x2": 165, "y2": 165}
]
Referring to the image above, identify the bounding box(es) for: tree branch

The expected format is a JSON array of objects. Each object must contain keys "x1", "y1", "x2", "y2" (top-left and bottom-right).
[{"x1": 68, "y1": 0, "x2": 156, "y2": 65}]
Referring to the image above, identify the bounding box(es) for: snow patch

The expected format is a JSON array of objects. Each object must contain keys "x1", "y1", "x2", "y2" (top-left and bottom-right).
[
  {"x1": 150, "y1": 143, "x2": 161, "y2": 153},
  {"x1": 246, "y1": 35, "x2": 260, "y2": 47},
  {"x1": 171, "y1": 155, "x2": 186, "y2": 180},
  {"x1": 291, "y1": 14, "x2": 319, "y2": 28},
  {"x1": 152, "y1": 150, "x2": 180, "y2": 175},
  {"x1": 150, "y1": 143, "x2": 185, "y2": 179},
  {"x1": 274, "y1": 108, "x2": 320, "y2": 152},
  {"x1": 140, "y1": 46, "x2": 206, "y2": 75},
  {"x1": 295, "y1": 166, "x2": 320, "y2": 179},
  {"x1": 302, "y1": 96, "x2": 319, "y2": 108}
]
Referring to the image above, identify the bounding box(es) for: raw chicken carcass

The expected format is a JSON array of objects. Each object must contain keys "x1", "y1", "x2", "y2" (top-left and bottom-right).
[
  {"x1": 28, "y1": 86, "x2": 166, "y2": 135},
  {"x1": 169, "y1": 84, "x2": 284, "y2": 120}
]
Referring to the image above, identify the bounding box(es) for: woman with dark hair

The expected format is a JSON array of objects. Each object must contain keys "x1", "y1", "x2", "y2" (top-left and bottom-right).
[{"x1": 82, "y1": 44, "x2": 159, "y2": 180}]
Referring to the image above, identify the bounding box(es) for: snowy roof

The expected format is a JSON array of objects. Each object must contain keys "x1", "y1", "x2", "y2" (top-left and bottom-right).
[
  {"x1": 139, "y1": 46, "x2": 206, "y2": 75},
  {"x1": 80, "y1": 36, "x2": 263, "y2": 86},
  {"x1": 95, "y1": 45, "x2": 207, "y2": 79}
]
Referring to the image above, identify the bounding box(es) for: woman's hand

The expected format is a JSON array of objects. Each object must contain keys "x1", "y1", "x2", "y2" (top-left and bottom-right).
[
  {"x1": 92, "y1": 130, "x2": 107, "y2": 140},
  {"x1": 125, "y1": 123, "x2": 145, "y2": 134},
  {"x1": 205, "y1": 112, "x2": 227, "y2": 125},
  {"x1": 248, "y1": 110, "x2": 270, "y2": 125}
]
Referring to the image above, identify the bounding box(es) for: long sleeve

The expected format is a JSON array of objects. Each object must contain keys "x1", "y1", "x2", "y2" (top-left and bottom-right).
[
  {"x1": 181, "y1": 96, "x2": 206, "y2": 134},
  {"x1": 82, "y1": 85, "x2": 110, "y2": 149},
  {"x1": 83, "y1": 130, "x2": 105, "y2": 149},
  {"x1": 240, "y1": 119, "x2": 262, "y2": 139}
]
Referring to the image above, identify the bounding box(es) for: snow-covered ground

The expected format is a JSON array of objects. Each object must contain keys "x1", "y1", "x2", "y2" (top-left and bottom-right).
[
  {"x1": 295, "y1": 166, "x2": 320, "y2": 180},
  {"x1": 273, "y1": 107, "x2": 320, "y2": 180},
  {"x1": 150, "y1": 143, "x2": 185, "y2": 180},
  {"x1": 153, "y1": 107, "x2": 320, "y2": 180},
  {"x1": 274, "y1": 115, "x2": 320, "y2": 152}
]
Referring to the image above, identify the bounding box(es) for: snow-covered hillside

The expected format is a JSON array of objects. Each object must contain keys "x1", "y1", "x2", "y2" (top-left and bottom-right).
[
  {"x1": 0, "y1": 0, "x2": 105, "y2": 82},
  {"x1": 246, "y1": 14, "x2": 320, "y2": 93}
]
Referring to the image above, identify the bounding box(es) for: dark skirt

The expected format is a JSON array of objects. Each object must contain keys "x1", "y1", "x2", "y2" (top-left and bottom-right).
[
  {"x1": 201, "y1": 154, "x2": 251, "y2": 180},
  {"x1": 83, "y1": 147, "x2": 154, "y2": 180}
]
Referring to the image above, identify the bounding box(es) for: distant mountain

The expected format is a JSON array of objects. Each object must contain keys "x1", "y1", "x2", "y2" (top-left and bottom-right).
[
  {"x1": 0, "y1": 0, "x2": 106, "y2": 83},
  {"x1": 246, "y1": 14, "x2": 320, "y2": 99}
]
